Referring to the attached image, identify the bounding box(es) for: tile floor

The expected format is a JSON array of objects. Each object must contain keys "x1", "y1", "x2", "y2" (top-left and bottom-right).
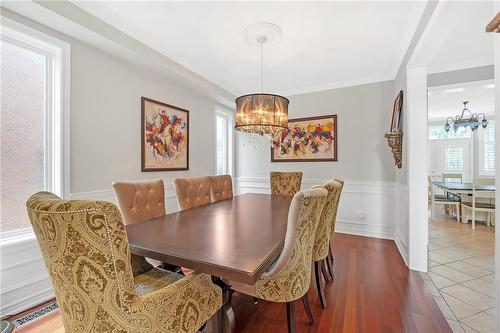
[{"x1": 422, "y1": 211, "x2": 496, "y2": 333}]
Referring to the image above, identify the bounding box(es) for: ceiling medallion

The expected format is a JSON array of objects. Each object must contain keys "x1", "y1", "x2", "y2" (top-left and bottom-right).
[{"x1": 235, "y1": 22, "x2": 289, "y2": 138}]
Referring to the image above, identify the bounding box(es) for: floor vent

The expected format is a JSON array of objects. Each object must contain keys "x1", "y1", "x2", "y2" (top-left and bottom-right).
[{"x1": 11, "y1": 302, "x2": 59, "y2": 328}]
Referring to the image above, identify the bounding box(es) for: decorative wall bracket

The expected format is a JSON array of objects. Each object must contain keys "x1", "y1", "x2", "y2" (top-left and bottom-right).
[{"x1": 384, "y1": 131, "x2": 403, "y2": 169}]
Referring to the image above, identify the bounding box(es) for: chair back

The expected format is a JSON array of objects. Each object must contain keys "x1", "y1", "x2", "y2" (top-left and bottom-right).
[
  {"x1": 312, "y1": 179, "x2": 343, "y2": 261},
  {"x1": 257, "y1": 187, "x2": 327, "y2": 302},
  {"x1": 330, "y1": 178, "x2": 344, "y2": 235},
  {"x1": 173, "y1": 176, "x2": 211, "y2": 210},
  {"x1": 26, "y1": 192, "x2": 137, "y2": 332},
  {"x1": 473, "y1": 178, "x2": 495, "y2": 200},
  {"x1": 112, "y1": 179, "x2": 166, "y2": 225},
  {"x1": 209, "y1": 175, "x2": 233, "y2": 202},
  {"x1": 270, "y1": 171, "x2": 303, "y2": 196},
  {"x1": 442, "y1": 173, "x2": 462, "y2": 183},
  {"x1": 428, "y1": 176, "x2": 435, "y2": 197}
]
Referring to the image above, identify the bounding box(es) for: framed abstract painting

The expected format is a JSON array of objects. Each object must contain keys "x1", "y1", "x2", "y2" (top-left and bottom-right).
[
  {"x1": 141, "y1": 97, "x2": 189, "y2": 171},
  {"x1": 271, "y1": 114, "x2": 337, "y2": 162}
]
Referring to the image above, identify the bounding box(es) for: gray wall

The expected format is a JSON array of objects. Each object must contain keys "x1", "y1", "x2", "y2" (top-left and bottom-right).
[
  {"x1": 428, "y1": 65, "x2": 494, "y2": 87},
  {"x1": 3, "y1": 10, "x2": 220, "y2": 194},
  {"x1": 235, "y1": 80, "x2": 396, "y2": 182}
]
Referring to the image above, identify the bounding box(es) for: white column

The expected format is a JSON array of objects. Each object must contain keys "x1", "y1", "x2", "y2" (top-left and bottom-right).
[{"x1": 407, "y1": 67, "x2": 429, "y2": 272}]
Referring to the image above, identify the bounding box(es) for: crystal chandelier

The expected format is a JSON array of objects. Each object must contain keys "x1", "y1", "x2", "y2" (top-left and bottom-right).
[
  {"x1": 235, "y1": 23, "x2": 289, "y2": 137},
  {"x1": 444, "y1": 101, "x2": 488, "y2": 132}
]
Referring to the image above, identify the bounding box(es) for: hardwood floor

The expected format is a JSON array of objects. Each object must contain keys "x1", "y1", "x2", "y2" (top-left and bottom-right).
[{"x1": 9, "y1": 234, "x2": 451, "y2": 333}]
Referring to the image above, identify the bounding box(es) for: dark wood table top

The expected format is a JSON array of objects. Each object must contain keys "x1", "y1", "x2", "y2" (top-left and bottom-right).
[
  {"x1": 433, "y1": 181, "x2": 495, "y2": 191},
  {"x1": 126, "y1": 193, "x2": 293, "y2": 284}
]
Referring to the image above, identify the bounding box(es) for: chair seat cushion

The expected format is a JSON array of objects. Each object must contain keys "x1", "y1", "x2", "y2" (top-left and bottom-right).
[
  {"x1": 462, "y1": 202, "x2": 495, "y2": 209},
  {"x1": 433, "y1": 194, "x2": 460, "y2": 202},
  {"x1": 134, "y1": 267, "x2": 184, "y2": 296}
]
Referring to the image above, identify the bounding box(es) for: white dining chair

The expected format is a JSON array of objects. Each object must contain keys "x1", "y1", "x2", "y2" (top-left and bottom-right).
[
  {"x1": 442, "y1": 173, "x2": 463, "y2": 183},
  {"x1": 429, "y1": 176, "x2": 460, "y2": 221},
  {"x1": 461, "y1": 178, "x2": 495, "y2": 229}
]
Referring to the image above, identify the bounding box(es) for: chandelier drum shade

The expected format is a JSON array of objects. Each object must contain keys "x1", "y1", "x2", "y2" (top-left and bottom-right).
[
  {"x1": 235, "y1": 22, "x2": 289, "y2": 137},
  {"x1": 235, "y1": 93, "x2": 289, "y2": 135}
]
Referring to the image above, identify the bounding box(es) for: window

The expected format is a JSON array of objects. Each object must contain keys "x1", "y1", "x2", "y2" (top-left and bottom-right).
[
  {"x1": 1, "y1": 19, "x2": 69, "y2": 236},
  {"x1": 444, "y1": 147, "x2": 464, "y2": 172},
  {"x1": 479, "y1": 120, "x2": 495, "y2": 176},
  {"x1": 215, "y1": 109, "x2": 234, "y2": 176}
]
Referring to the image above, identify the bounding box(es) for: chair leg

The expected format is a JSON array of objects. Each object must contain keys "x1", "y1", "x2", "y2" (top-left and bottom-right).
[
  {"x1": 456, "y1": 204, "x2": 460, "y2": 222},
  {"x1": 325, "y1": 255, "x2": 334, "y2": 283},
  {"x1": 314, "y1": 261, "x2": 326, "y2": 308},
  {"x1": 286, "y1": 301, "x2": 296, "y2": 333},
  {"x1": 209, "y1": 308, "x2": 224, "y2": 333},
  {"x1": 321, "y1": 258, "x2": 331, "y2": 283},
  {"x1": 472, "y1": 210, "x2": 476, "y2": 230},
  {"x1": 328, "y1": 245, "x2": 335, "y2": 280},
  {"x1": 253, "y1": 297, "x2": 258, "y2": 305},
  {"x1": 301, "y1": 293, "x2": 314, "y2": 325},
  {"x1": 328, "y1": 244, "x2": 334, "y2": 266}
]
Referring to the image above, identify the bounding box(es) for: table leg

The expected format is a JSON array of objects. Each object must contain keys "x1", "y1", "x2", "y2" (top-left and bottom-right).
[{"x1": 212, "y1": 277, "x2": 235, "y2": 333}]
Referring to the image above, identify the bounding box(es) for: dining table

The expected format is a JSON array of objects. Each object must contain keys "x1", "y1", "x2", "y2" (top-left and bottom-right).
[
  {"x1": 126, "y1": 193, "x2": 293, "y2": 333},
  {"x1": 433, "y1": 181, "x2": 495, "y2": 195}
]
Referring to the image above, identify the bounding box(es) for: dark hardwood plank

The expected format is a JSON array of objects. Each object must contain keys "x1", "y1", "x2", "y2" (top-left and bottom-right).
[{"x1": 231, "y1": 233, "x2": 452, "y2": 333}]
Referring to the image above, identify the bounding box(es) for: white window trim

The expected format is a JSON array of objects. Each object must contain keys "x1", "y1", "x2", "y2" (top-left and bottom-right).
[
  {"x1": 477, "y1": 119, "x2": 495, "y2": 177},
  {"x1": 215, "y1": 107, "x2": 234, "y2": 177},
  {"x1": 1, "y1": 18, "x2": 70, "y2": 242}
]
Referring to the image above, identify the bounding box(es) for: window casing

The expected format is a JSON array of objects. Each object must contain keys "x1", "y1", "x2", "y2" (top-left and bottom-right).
[
  {"x1": 0, "y1": 18, "x2": 70, "y2": 238},
  {"x1": 215, "y1": 108, "x2": 234, "y2": 176},
  {"x1": 478, "y1": 120, "x2": 495, "y2": 177}
]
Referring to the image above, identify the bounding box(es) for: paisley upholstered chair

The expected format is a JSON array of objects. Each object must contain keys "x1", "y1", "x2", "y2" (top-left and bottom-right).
[
  {"x1": 112, "y1": 179, "x2": 180, "y2": 275},
  {"x1": 173, "y1": 176, "x2": 212, "y2": 210},
  {"x1": 270, "y1": 172, "x2": 303, "y2": 196},
  {"x1": 227, "y1": 188, "x2": 327, "y2": 333},
  {"x1": 209, "y1": 175, "x2": 233, "y2": 203},
  {"x1": 26, "y1": 192, "x2": 222, "y2": 333},
  {"x1": 311, "y1": 179, "x2": 343, "y2": 308}
]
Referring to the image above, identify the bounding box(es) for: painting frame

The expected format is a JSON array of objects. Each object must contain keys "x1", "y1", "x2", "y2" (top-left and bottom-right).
[
  {"x1": 271, "y1": 114, "x2": 338, "y2": 162},
  {"x1": 390, "y1": 90, "x2": 403, "y2": 132},
  {"x1": 141, "y1": 96, "x2": 189, "y2": 172}
]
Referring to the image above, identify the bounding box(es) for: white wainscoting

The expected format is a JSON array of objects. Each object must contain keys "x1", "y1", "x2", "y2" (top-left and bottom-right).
[
  {"x1": 0, "y1": 232, "x2": 54, "y2": 317},
  {"x1": 392, "y1": 183, "x2": 409, "y2": 266},
  {"x1": 236, "y1": 177, "x2": 408, "y2": 262}
]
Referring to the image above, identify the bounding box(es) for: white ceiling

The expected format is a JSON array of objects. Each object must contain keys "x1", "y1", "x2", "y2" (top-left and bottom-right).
[
  {"x1": 428, "y1": 81, "x2": 495, "y2": 121},
  {"x1": 428, "y1": 1, "x2": 494, "y2": 73},
  {"x1": 72, "y1": 1, "x2": 426, "y2": 96}
]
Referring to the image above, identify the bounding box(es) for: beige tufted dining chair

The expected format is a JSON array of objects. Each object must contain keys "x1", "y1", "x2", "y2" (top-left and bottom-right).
[
  {"x1": 325, "y1": 178, "x2": 344, "y2": 281},
  {"x1": 112, "y1": 179, "x2": 179, "y2": 275},
  {"x1": 173, "y1": 176, "x2": 212, "y2": 211},
  {"x1": 227, "y1": 187, "x2": 327, "y2": 333},
  {"x1": 26, "y1": 192, "x2": 222, "y2": 333},
  {"x1": 209, "y1": 175, "x2": 234, "y2": 203},
  {"x1": 270, "y1": 172, "x2": 303, "y2": 196},
  {"x1": 311, "y1": 179, "x2": 343, "y2": 308}
]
